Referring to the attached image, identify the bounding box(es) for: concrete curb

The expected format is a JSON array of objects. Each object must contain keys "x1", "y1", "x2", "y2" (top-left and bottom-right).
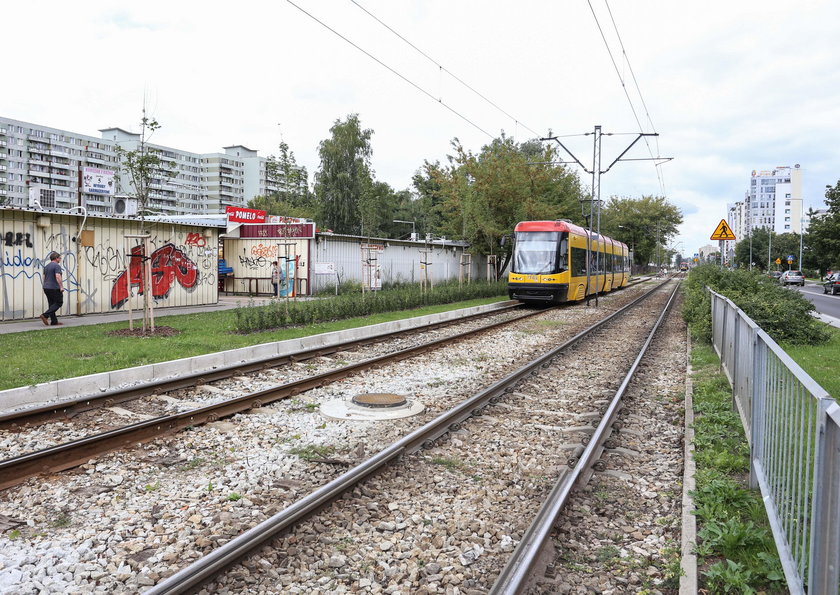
[
  {"x1": 680, "y1": 327, "x2": 698, "y2": 594},
  {"x1": 814, "y1": 311, "x2": 840, "y2": 329},
  {"x1": 0, "y1": 301, "x2": 515, "y2": 415}
]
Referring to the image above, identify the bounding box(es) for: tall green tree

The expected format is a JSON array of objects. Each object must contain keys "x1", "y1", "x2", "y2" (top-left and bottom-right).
[
  {"x1": 248, "y1": 139, "x2": 316, "y2": 219},
  {"x1": 733, "y1": 228, "x2": 803, "y2": 271},
  {"x1": 114, "y1": 113, "x2": 175, "y2": 230},
  {"x1": 314, "y1": 114, "x2": 373, "y2": 234},
  {"x1": 427, "y1": 135, "x2": 583, "y2": 257},
  {"x1": 600, "y1": 195, "x2": 683, "y2": 268},
  {"x1": 359, "y1": 180, "x2": 397, "y2": 237},
  {"x1": 807, "y1": 181, "x2": 840, "y2": 271}
]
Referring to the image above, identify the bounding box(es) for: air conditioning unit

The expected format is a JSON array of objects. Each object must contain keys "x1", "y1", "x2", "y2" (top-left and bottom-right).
[
  {"x1": 28, "y1": 186, "x2": 56, "y2": 209},
  {"x1": 112, "y1": 197, "x2": 138, "y2": 216}
]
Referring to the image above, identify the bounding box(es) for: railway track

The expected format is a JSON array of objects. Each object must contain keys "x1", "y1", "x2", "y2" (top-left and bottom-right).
[
  {"x1": 0, "y1": 303, "x2": 528, "y2": 431},
  {"x1": 0, "y1": 278, "x2": 670, "y2": 593},
  {"x1": 144, "y1": 279, "x2": 680, "y2": 594},
  {"x1": 0, "y1": 304, "x2": 542, "y2": 490}
]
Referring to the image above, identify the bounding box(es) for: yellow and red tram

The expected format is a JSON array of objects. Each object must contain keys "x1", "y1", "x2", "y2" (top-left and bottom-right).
[{"x1": 507, "y1": 220, "x2": 630, "y2": 303}]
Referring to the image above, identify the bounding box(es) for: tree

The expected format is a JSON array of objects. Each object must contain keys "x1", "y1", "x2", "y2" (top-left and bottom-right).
[
  {"x1": 248, "y1": 139, "x2": 317, "y2": 220},
  {"x1": 113, "y1": 112, "x2": 176, "y2": 334},
  {"x1": 807, "y1": 182, "x2": 840, "y2": 271},
  {"x1": 733, "y1": 228, "x2": 803, "y2": 271},
  {"x1": 600, "y1": 195, "x2": 683, "y2": 269},
  {"x1": 314, "y1": 114, "x2": 373, "y2": 234},
  {"x1": 359, "y1": 180, "x2": 397, "y2": 238},
  {"x1": 426, "y1": 135, "x2": 584, "y2": 261},
  {"x1": 113, "y1": 113, "x2": 175, "y2": 231}
]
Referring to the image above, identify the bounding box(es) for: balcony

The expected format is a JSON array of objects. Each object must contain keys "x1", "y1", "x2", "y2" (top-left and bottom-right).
[
  {"x1": 0, "y1": 165, "x2": 6, "y2": 172},
  {"x1": 0, "y1": 140, "x2": 7, "y2": 147}
]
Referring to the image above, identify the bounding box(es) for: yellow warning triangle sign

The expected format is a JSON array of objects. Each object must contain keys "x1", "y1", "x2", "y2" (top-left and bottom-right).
[{"x1": 710, "y1": 219, "x2": 736, "y2": 241}]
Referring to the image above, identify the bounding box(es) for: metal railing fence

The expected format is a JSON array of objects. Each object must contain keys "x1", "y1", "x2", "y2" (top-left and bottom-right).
[{"x1": 709, "y1": 289, "x2": 839, "y2": 593}]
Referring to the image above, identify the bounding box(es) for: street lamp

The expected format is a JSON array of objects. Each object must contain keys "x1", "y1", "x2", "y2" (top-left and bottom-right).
[{"x1": 393, "y1": 220, "x2": 416, "y2": 241}]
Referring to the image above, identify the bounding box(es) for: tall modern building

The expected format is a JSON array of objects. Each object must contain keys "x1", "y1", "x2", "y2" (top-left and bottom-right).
[
  {"x1": 728, "y1": 165, "x2": 804, "y2": 240},
  {"x1": 0, "y1": 116, "x2": 288, "y2": 215}
]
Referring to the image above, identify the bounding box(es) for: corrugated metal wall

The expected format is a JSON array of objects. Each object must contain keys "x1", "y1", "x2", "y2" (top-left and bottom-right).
[
  {"x1": 222, "y1": 238, "x2": 310, "y2": 296},
  {"x1": 0, "y1": 209, "x2": 219, "y2": 320},
  {"x1": 309, "y1": 235, "x2": 488, "y2": 293}
]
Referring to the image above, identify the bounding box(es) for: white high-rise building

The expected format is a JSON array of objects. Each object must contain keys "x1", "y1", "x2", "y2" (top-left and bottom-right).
[
  {"x1": 725, "y1": 165, "x2": 804, "y2": 258},
  {"x1": 745, "y1": 165, "x2": 804, "y2": 235}
]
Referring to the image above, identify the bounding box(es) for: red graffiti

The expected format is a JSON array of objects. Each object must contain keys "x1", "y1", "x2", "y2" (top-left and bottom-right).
[
  {"x1": 111, "y1": 243, "x2": 199, "y2": 308},
  {"x1": 185, "y1": 232, "x2": 206, "y2": 247}
]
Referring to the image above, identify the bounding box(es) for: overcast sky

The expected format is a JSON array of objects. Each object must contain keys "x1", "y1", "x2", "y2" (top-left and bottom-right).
[{"x1": 6, "y1": 0, "x2": 839, "y2": 256}]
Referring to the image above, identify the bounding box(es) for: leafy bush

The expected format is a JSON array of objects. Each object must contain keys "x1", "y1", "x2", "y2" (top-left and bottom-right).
[
  {"x1": 234, "y1": 280, "x2": 508, "y2": 333},
  {"x1": 682, "y1": 264, "x2": 830, "y2": 345}
]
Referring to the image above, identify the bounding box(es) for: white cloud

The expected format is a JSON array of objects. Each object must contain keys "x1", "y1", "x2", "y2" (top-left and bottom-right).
[{"x1": 6, "y1": 0, "x2": 839, "y2": 254}]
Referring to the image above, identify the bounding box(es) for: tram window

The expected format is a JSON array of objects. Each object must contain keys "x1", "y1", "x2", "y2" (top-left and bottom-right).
[
  {"x1": 558, "y1": 237, "x2": 568, "y2": 271},
  {"x1": 513, "y1": 231, "x2": 563, "y2": 274},
  {"x1": 571, "y1": 247, "x2": 587, "y2": 276}
]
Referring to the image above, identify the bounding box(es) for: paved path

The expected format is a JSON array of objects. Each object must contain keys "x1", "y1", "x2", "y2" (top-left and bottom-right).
[{"x1": 0, "y1": 295, "x2": 295, "y2": 334}]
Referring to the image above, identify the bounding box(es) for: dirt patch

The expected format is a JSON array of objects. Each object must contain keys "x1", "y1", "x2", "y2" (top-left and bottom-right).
[{"x1": 106, "y1": 326, "x2": 180, "y2": 338}]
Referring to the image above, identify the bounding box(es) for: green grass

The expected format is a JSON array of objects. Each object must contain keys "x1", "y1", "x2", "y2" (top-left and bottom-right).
[
  {"x1": 690, "y1": 342, "x2": 787, "y2": 594},
  {"x1": 783, "y1": 325, "x2": 840, "y2": 398},
  {"x1": 0, "y1": 295, "x2": 506, "y2": 391}
]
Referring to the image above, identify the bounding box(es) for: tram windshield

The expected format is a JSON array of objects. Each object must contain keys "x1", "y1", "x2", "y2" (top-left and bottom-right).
[{"x1": 512, "y1": 231, "x2": 567, "y2": 274}]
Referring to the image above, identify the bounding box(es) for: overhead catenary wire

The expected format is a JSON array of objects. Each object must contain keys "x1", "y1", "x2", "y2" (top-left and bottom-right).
[
  {"x1": 286, "y1": 0, "x2": 495, "y2": 139},
  {"x1": 603, "y1": 0, "x2": 667, "y2": 194},
  {"x1": 348, "y1": 0, "x2": 543, "y2": 140},
  {"x1": 587, "y1": 0, "x2": 667, "y2": 195}
]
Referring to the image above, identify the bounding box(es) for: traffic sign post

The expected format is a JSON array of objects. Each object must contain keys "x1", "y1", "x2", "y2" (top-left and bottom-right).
[
  {"x1": 710, "y1": 220, "x2": 736, "y2": 241},
  {"x1": 710, "y1": 220, "x2": 736, "y2": 268}
]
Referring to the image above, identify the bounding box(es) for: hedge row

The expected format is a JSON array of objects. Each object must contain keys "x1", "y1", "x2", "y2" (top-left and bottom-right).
[
  {"x1": 682, "y1": 264, "x2": 830, "y2": 345},
  {"x1": 234, "y1": 280, "x2": 508, "y2": 333}
]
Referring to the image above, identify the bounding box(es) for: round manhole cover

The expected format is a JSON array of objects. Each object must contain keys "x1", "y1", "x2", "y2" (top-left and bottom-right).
[{"x1": 352, "y1": 393, "x2": 407, "y2": 409}]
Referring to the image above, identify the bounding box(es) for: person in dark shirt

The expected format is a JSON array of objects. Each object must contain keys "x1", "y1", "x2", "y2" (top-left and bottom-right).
[{"x1": 40, "y1": 251, "x2": 64, "y2": 326}]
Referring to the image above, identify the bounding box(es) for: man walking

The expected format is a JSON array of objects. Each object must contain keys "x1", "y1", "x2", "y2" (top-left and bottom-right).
[{"x1": 40, "y1": 251, "x2": 64, "y2": 326}]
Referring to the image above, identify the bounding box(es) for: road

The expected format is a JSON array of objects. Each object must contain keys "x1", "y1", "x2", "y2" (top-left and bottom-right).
[{"x1": 792, "y1": 282, "x2": 840, "y2": 323}]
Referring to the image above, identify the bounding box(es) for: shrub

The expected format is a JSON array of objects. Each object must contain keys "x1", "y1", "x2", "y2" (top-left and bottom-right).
[
  {"x1": 682, "y1": 264, "x2": 830, "y2": 345},
  {"x1": 234, "y1": 280, "x2": 508, "y2": 333}
]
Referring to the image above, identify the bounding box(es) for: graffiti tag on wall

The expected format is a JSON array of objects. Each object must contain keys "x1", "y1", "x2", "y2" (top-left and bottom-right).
[
  {"x1": 110, "y1": 243, "x2": 199, "y2": 308},
  {"x1": 250, "y1": 243, "x2": 277, "y2": 258},
  {"x1": 4, "y1": 232, "x2": 33, "y2": 248},
  {"x1": 185, "y1": 232, "x2": 206, "y2": 247}
]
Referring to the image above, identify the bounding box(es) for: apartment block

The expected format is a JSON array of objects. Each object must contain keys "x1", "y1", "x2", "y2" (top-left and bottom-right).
[
  {"x1": 728, "y1": 165, "x2": 804, "y2": 240},
  {"x1": 0, "y1": 118, "x2": 119, "y2": 212},
  {"x1": 0, "y1": 116, "x2": 288, "y2": 216}
]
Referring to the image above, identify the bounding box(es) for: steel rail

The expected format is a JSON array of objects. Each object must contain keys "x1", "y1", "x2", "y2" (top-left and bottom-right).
[
  {"x1": 489, "y1": 280, "x2": 681, "y2": 594},
  {"x1": 145, "y1": 279, "x2": 671, "y2": 594},
  {"x1": 0, "y1": 305, "x2": 545, "y2": 491},
  {"x1": 0, "y1": 303, "x2": 524, "y2": 431}
]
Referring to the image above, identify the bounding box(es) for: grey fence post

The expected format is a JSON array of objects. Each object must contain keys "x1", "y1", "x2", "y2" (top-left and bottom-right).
[
  {"x1": 749, "y1": 337, "x2": 766, "y2": 490},
  {"x1": 808, "y1": 401, "x2": 840, "y2": 593}
]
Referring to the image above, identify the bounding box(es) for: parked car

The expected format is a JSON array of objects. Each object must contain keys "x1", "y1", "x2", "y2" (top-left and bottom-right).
[
  {"x1": 780, "y1": 270, "x2": 805, "y2": 286},
  {"x1": 824, "y1": 272, "x2": 840, "y2": 295},
  {"x1": 767, "y1": 271, "x2": 782, "y2": 280}
]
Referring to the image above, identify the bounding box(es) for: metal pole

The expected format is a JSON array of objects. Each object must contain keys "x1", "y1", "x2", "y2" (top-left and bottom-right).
[
  {"x1": 768, "y1": 229, "x2": 772, "y2": 271},
  {"x1": 593, "y1": 125, "x2": 602, "y2": 307},
  {"x1": 798, "y1": 202, "x2": 804, "y2": 271}
]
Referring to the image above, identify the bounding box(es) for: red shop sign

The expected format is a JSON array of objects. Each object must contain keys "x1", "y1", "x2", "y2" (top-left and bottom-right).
[{"x1": 225, "y1": 206, "x2": 267, "y2": 223}]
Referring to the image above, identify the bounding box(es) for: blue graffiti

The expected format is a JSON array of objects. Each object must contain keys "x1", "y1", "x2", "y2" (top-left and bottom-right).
[{"x1": 2, "y1": 249, "x2": 36, "y2": 268}]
